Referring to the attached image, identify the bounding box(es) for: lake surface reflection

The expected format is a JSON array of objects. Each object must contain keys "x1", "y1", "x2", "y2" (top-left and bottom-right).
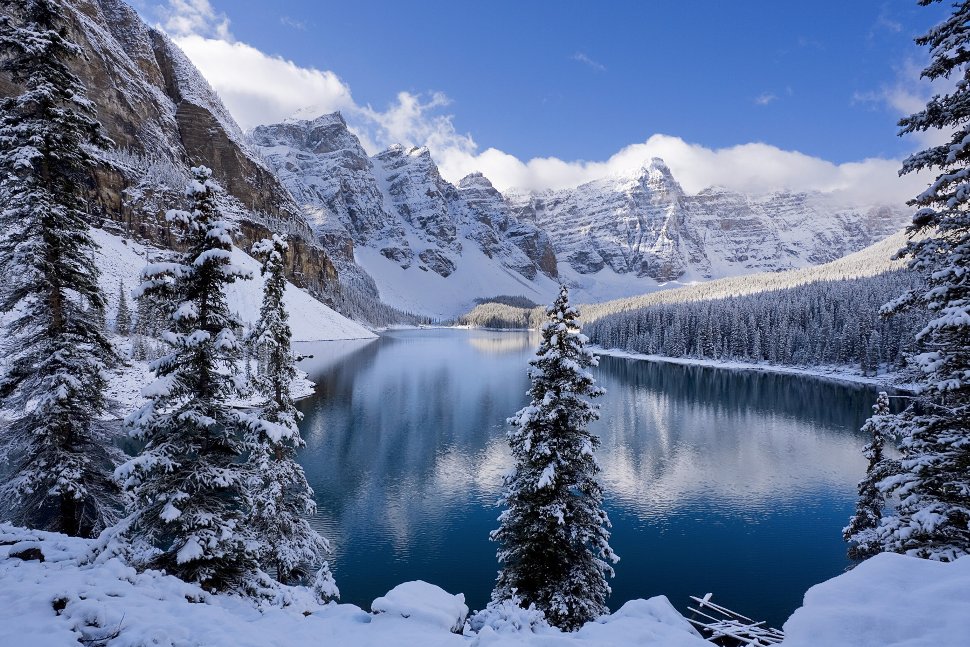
[{"x1": 295, "y1": 328, "x2": 884, "y2": 627}]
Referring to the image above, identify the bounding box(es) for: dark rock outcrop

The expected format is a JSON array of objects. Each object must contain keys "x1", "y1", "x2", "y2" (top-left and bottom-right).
[{"x1": 0, "y1": 0, "x2": 337, "y2": 299}]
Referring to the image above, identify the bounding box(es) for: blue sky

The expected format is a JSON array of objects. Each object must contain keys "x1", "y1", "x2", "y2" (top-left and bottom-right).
[
  {"x1": 138, "y1": 0, "x2": 948, "y2": 201},
  {"x1": 207, "y1": 1, "x2": 933, "y2": 162}
]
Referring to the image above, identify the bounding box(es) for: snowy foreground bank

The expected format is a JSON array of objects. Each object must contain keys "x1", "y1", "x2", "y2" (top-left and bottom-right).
[
  {"x1": 2, "y1": 525, "x2": 967, "y2": 647},
  {"x1": 592, "y1": 345, "x2": 915, "y2": 390}
]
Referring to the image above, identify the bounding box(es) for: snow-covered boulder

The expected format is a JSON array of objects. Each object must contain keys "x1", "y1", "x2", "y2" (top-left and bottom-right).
[
  {"x1": 782, "y1": 552, "x2": 970, "y2": 646},
  {"x1": 576, "y1": 597, "x2": 708, "y2": 646},
  {"x1": 371, "y1": 581, "x2": 469, "y2": 633}
]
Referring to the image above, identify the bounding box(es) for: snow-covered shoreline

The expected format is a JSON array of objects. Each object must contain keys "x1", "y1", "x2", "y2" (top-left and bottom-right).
[
  {"x1": 2, "y1": 524, "x2": 967, "y2": 646},
  {"x1": 362, "y1": 327, "x2": 917, "y2": 391},
  {"x1": 590, "y1": 345, "x2": 918, "y2": 391}
]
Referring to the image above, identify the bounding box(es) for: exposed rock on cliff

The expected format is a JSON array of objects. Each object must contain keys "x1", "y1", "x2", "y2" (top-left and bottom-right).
[{"x1": 0, "y1": 0, "x2": 338, "y2": 300}]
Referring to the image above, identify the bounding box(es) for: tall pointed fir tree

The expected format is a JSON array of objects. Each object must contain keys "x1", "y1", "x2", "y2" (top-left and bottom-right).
[
  {"x1": 491, "y1": 285, "x2": 618, "y2": 631},
  {"x1": 844, "y1": 392, "x2": 898, "y2": 560},
  {"x1": 0, "y1": 0, "x2": 120, "y2": 536},
  {"x1": 875, "y1": 0, "x2": 970, "y2": 562},
  {"x1": 246, "y1": 235, "x2": 336, "y2": 595},
  {"x1": 115, "y1": 280, "x2": 132, "y2": 335},
  {"x1": 116, "y1": 167, "x2": 260, "y2": 591}
]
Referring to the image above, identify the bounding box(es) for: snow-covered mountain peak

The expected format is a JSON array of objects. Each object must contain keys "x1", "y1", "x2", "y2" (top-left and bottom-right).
[
  {"x1": 605, "y1": 156, "x2": 683, "y2": 196},
  {"x1": 635, "y1": 156, "x2": 673, "y2": 179},
  {"x1": 641, "y1": 157, "x2": 680, "y2": 188},
  {"x1": 375, "y1": 144, "x2": 436, "y2": 170},
  {"x1": 253, "y1": 115, "x2": 560, "y2": 316},
  {"x1": 252, "y1": 112, "x2": 367, "y2": 160},
  {"x1": 298, "y1": 111, "x2": 348, "y2": 127},
  {"x1": 457, "y1": 172, "x2": 498, "y2": 191},
  {"x1": 508, "y1": 163, "x2": 910, "y2": 290}
]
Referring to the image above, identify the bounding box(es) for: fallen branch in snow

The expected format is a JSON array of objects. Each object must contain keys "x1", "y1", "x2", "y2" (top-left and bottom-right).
[{"x1": 687, "y1": 593, "x2": 784, "y2": 646}]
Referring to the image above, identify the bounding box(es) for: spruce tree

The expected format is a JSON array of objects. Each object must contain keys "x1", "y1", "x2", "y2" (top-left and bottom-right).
[
  {"x1": 491, "y1": 285, "x2": 618, "y2": 631},
  {"x1": 116, "y1": 167, "x2": 259, "y2": 590},
  {"x1": 246, "y1": 235, "x2": 335, "y2": 593},
  {"x1": 0, "y1": 0, "x2": 120, "y2": 537},
  {"x1": 115, "y1": 280, "x2": 132, "y2": 335},
  {"x1": 864, "y1": 332, "x2": 882, "y2": 376},
  {"x1": 131, "y1": 285, "x2": 166, "y2": 361},
  {"x1": 876, "y1": 0, "x2": 970, "y2": 561},
  {"x1": 844, "y1": 392, "x2": 898, "y2": 560}
]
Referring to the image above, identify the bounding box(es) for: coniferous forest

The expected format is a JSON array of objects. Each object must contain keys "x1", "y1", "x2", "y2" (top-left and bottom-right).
[{"x1": 583, "y1": 271, "x2": 926, "y2": 376}]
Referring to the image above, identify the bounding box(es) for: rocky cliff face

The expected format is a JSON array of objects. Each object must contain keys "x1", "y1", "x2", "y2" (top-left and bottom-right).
[
  {"x1": 456, "y1": 172, "x2": 558, "y2": 280},
  {"x1": 253, "y1": 115, "x2": 559, "y2": 316},
  {"x1": 508, "y1": 158, "x2": 910, "y2": 284},
  {"x1": 0, "y1": 0, "x2": 338, "y2": 299},
  {"x1": 250, "y1": 113, "x2": 394, "y2": 251}
]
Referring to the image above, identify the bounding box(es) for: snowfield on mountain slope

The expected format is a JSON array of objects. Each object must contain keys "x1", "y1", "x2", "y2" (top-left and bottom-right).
[
  {"x1": 355, "y1": 244, "x2": 559, "y2": 320},
  {"x1": 1, "y1": 525, "x2": 966, "y2": 647},
  {"x1": 91, "y1": 227, "x2": 376, "y2": 342}
]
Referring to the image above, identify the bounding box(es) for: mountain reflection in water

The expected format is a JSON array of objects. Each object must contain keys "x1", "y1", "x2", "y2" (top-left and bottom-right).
[{"x1": 295, "y1": 328, "x2": 888, "y2": 627}]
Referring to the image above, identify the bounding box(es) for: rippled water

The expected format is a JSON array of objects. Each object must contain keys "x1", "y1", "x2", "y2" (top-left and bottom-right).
[{"x1": 295, "y1": 328, "x2": 886, "y2": 627}]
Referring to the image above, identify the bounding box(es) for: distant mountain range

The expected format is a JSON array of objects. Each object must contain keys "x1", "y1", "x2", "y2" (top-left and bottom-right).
[{"x1": 254, "y1": 113, "x2": 909, "y2": 316}]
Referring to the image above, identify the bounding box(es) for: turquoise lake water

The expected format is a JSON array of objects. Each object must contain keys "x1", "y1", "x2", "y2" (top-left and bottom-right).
[{"x1": 295, "y1": 328, "x2": 885, "y2": 627}]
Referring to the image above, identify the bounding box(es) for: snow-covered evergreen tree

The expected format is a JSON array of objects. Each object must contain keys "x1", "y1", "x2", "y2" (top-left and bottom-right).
[
  {"x1": 245, "y1": 235, "x2": 335, "y2": 593},
  {"x1": 875, "y1": 0, "x2": 970, "y2": 562},
  {"x1": 491, "y1": 285, "x2": 618, "y2": 631},
  {"x1": 131, "y1": 284, "x2": 167, "y2": 361},
  {"x1": 0, "y1": 0, "x2": 120, "y2": 537},
  {"x1": 311, "y1": 562, "x2": 340, "y2": 604},
  {"x1": 115, "y1": 280, "x2": 132, "y2": 335},
  {"x1": 844, "y1": 392, "x2": 898, "y2": 560},
  {"x1": 116, "y1": 167, "x2": 260, "y2": 590}
]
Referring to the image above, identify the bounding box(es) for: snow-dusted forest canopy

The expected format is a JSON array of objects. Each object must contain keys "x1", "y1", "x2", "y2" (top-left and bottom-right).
[
  {"x1": 584, "y1": 271, "x2": 925, "y2": 375},
  {"x1": 460, "y1": 236, "x2": 926, "y2": 377}
]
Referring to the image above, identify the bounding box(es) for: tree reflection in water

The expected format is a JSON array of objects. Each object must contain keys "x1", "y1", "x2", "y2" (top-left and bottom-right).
[{"x1": 294, "y1": 329, "x2": 897, "y2": 628}]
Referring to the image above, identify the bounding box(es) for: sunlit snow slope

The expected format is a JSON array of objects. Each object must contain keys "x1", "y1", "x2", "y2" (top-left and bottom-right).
[{"x1": 92, "y1": 228, "x2": 376, "y2": 342}]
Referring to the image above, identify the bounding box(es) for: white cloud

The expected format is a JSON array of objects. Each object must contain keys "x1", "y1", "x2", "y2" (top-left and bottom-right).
[
  {"x1": 852, "y1": 60, "x2": 927, "y2": 116},
  {"x1": 435, "y1": 135, "x2": 925, "y2": 205},
  {"x1": 279, "y1": 16, "x2": 306, "y2": 31},
  {"x1": 356, "y1": 91, "x2": 477, "y2": 158},
  {"x1": 571, "y1": 52, "x2": 606, "y2": 72},
  {"x1": 754, "y1": 92, "x2": 777, "y2": 106},
  {"x1": 153, "y1": 1, "x2": 924, "y2": 206},
  {"x1": 870, "y1": 6, "x2": 903, "y2": 37},
  {"x1": 171, "y1": 34, "x2": 476, "y2": 159},
  {"x1": 159, "y1": 0, "x2": 231, "y2": 40},
  {"x1": 173, "y1": 35, "x2": 357, "y2": 130},
  {"x1": 852, "y1": 58, "x2": 955, "y2": 149}
]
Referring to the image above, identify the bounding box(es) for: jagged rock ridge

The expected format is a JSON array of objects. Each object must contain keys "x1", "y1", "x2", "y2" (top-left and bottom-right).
[
  {"x1": 507, "y1": 158, "x2": 910, "y2": 283},
  {"x1": 252, "y1": 115, "x2": 559, "y2": 316},
  {"x1": 255, "y1": 113, "x2": 908, "y2": 314},
  {"x1": 253, "y1": 115, "x2": 558, "y2": 282}
]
